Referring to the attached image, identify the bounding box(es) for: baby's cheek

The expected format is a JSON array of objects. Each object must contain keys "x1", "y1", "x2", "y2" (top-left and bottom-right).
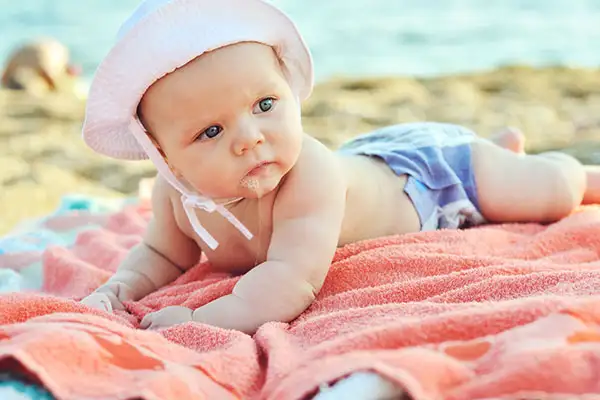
[
  {"x1": 282, "y1": 129, "x2": 303, "y2": 161},
  {"x1": 189, "y1": 167, "x2": 237, "y2": 196},
  {"x1": 188, "y1": 173, "x2": 216, "y2": 193}
]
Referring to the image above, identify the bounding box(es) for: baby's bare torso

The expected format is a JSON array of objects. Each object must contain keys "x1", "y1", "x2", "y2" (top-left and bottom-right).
[{"x1": 168, "y1": 137, "x2": 420, "y2": 272}]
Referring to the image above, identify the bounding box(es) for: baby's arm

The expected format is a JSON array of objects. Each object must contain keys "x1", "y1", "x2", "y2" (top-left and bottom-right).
[
  {"x1": 192, "y1": 138, "x2": 346, "y2": 333},
  {"x1": 81, "y1": 176, "x2": 201, "y2": 311}
]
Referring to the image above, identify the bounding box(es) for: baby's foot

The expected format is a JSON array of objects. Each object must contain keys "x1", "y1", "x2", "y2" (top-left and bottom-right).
[{"x1": 489, "y1": 127, "x2": 526, "y2": 154}]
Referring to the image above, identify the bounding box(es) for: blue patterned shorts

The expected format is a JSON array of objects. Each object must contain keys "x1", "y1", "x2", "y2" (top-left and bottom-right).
[{"x1": 337, "y1": 122, "x2": 486, "y2": 231}]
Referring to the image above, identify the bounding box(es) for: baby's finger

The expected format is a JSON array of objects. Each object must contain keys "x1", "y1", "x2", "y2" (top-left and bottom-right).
[
  {"x1": 144, "y1": 316, "x2": 168, "y2": 331},
  {"x1": 81, "y1": 293, "x2": 113, "y2": 313},
  {"x1": 139, "y1": 313, "x2": 154, "y2": 329},
  {"x1": 112, "y1": 283, "x2": 134, "y2": 308},
  {"x1": 104, "y1": 291, "x2": 126, "y2": 311},
  {"x1": 147, "y1": 322, "x2": 161, "y2": 330}
]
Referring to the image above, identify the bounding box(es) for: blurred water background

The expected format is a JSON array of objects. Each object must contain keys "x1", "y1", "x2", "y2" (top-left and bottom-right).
[{"x1": 2, "y1": 0, "x2": 600, "y2": 81}]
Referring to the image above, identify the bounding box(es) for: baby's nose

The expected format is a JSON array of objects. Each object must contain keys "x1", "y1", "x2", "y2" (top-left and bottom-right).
[{"x1": 233, "y1": 125, "x2": 265, "y2": 155}]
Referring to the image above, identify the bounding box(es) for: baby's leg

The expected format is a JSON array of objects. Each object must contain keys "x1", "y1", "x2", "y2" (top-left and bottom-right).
[
  {"x1": 486, "y1": 128, "x2": 600, "y2": 206},
  {"x1": 471, "y1": 130, "x2": 587, "y2": 223}
]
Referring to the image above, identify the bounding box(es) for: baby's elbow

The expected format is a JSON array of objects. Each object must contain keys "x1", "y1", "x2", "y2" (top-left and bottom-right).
[{"x1": 273, "y1": 280, "x2": 317, "y2": 323}]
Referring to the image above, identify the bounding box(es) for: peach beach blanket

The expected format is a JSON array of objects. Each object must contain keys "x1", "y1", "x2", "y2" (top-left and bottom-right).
[{"x1": 2, "y1": 200, "x2": 600, "y2": 399}]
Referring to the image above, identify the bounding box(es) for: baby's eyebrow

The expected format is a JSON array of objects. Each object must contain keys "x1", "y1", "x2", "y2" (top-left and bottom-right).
[
  {"x1": 179, "y1": 122, "x2": 209, "y2": 144},
  {"x1": 179, "y1": 111, "x2": 226, "y2": 144},
  {"x1": 257, "y1": 79, "x2": 281, "y2": 94}
]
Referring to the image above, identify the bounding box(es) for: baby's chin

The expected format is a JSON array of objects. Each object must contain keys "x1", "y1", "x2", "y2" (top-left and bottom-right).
[
  {"x1": 194, "y1": 177, "x2": 280, "y2": 201},
  {"x1": 239, "y1": 175, "x2": 282, "y2": 199},
  {"x1": 190, "y1": 168, "x2": 285, "y2": 201}
]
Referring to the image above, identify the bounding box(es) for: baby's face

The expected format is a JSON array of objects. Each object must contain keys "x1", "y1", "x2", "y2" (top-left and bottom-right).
[{"x1": 139, "y1": 42, "x2": 303, "y2": 199}]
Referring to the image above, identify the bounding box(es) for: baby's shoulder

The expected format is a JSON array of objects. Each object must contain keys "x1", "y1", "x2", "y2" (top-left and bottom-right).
[
  {"x1": 148, "y1": 174, "x2": 182, "y2": 226},
  {"x1": 151, "y1": 174, "x2": 177, "y2": 204},
  {"x1": 295, "y1": 134, "x2": 340, "y2": 169},
  {"x1": 277, "y1": 134, "x2": 346, "y2": 203}
]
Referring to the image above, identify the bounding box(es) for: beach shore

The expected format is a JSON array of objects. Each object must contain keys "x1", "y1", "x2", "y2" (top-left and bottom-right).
[{"x1": 2, "y1": 65, "x2": 600, "y2": 234}]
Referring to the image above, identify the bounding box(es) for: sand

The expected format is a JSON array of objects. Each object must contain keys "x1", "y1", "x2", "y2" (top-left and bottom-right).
[{"x1": 2, "y1": 65, "x2": 600, "y2": 234}]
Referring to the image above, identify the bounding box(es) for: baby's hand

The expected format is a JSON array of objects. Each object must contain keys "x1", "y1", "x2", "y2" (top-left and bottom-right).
[
  {"x1": 80, "y1": 281, "x2": 135, "y2": 313},
  {"x1": 140, "y1": 306, "x2": 193, "y2": 330},
  {"x1": 81, "y1": 292, "x2": 118, "y2": 313}
]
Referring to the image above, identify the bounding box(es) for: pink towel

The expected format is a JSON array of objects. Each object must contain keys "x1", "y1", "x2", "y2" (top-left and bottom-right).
[{"x1": 1, "y1": 205, "x2": 600, "y2": 399}]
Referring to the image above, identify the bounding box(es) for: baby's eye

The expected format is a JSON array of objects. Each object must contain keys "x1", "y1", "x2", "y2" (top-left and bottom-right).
[
  {"x1": 197, "y1": 125, "x2": 222, "y2": 141},
  {"x1": 253, "y1": 97, "x2": 276, "y2": 114}
]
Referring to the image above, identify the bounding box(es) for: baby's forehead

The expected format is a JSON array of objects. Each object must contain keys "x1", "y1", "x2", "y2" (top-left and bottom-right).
[
  {"x1": 174, "y1": 42, "x2": 281, "y2": 79},
  {"x1": 143, "y1": 42, "x2": 286, "y2": 98},
  {"x1": 137, "y1": 42, "x2": 288, "y2": 124}
]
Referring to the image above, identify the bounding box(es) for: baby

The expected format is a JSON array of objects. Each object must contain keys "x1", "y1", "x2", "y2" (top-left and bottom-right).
[{"x1": 81, "y1": 0, "x2": 600, "y2": 334}]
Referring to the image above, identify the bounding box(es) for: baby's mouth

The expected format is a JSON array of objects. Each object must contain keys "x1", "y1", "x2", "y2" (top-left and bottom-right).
[
  {"x1": 240, "y1": 161, "x2": 275, "y2": 192},
  {"x1": 245, "y1": 161, "x2": 274, "y2": 177}
]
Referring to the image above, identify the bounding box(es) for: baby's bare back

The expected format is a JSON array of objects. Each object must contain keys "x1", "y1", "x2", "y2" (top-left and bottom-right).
[
  {"x1": 337, "y1": 153, "x2": 420, "y2": 245},
  {"x1": 165, "y1": 137, "x2": 420, "y2": 273}
]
